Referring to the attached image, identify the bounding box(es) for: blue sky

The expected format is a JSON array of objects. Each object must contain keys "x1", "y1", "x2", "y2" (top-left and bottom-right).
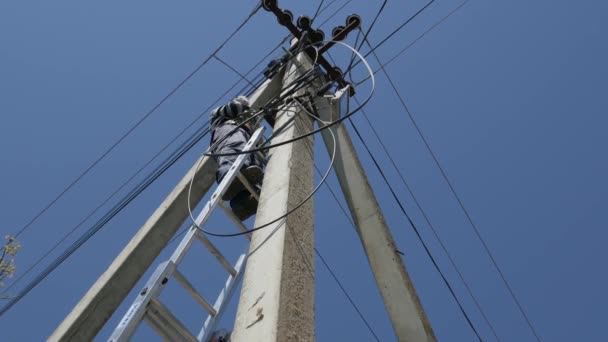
[{"x1": 1, "y1": 0, "x2": 607, "y2": 341}]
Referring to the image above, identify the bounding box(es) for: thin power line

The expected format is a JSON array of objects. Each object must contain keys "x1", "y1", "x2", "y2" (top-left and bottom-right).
[
  {"x1": 357, "y1": 0, "x2": 387, "y2": 51},
  {"x1": 295, "y1": 116, "x2": 381, "y2": 341},
  {"x1": 214, "y1": 55, "x2": 256, "y2": 87},
  {"x1": 345, "y1": 0, "x2": 437, "y2": 75},
  {"x1": 344, "y1": 0, "x2": 387, "y2": 76},
  {"x1": 12, "y1": 3, "x2": 262, "y2": 239},
  {"x1": 2, "y1": 122, "x2": 205, "y2": 296},
  {"x1": 360, "y1": 25, "x2": 542, "y2": 340},
  {"x1": 318, "y1": 0, "x2": 355, "y2": 28},
  {"x1": 353, "y1": 97, "x2": 501, "y2": 342},
  {"x1": 315, "y1": 248, "x2": 381, "y2": 341},
  {"x1": 355, "y1": 0, "x2": 470, "y2": 86},
  {"x1": 1, "y1": 0, "x2": 361, "y2": 310},
  {"x1": 4, "y1": 0, "x2": 352, "y2": 297},
  {"x1": 0, "y1": 125, "x2": 212, "y2": 317},
  {"x1": 348, "y1": 118, "x2": 483, "y2": 342},
  {"x1": 2, "y1": 36, "x2": 288, "y2": 297},
  {"x1": 312, "y1": 0, "x2": 326, "y2": 22}
]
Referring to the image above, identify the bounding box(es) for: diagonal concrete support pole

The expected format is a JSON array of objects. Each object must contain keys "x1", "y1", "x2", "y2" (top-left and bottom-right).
[
  {"x1": 317, "y1": 91, "x2": 436, "y2": 342},
  {"x1": 231, "y1": 54, "x2": 315, "y2": 342},
  {"x1": 49, "y1": 73, "x2": 284, "y2": 342}
]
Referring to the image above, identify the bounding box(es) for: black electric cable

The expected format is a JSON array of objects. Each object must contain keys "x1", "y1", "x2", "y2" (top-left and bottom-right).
[
  {"x1": 206, "y1": 66, "x2": 325, "y2": 152},
  {"x1": 1, "y1": 122, "x2": 207, "y2": 296},
  {"x1": 172, "y1": 127, "x2": 383, "y2": 342},
  {"x1": 344, "y1": 0, "x2": 387, "y2": 82},
  {"x1": 0, "y1": 0, "x2": 366, "y2": 317},
  {"x1": 204, "y1": 42, "x2": 376, "y2": 158},
  {"x1": 190, "y1": 99, "x2": 333, "y2": 239},
  {"x1": 295, "y1": 119, "x2": 381, "y2": 342},
  {"x1": 347, "y1": 117, "x2": 483, "y2": 342},
  {"x1": 352, "y1": 98, "x2": 501, "y2": 341},
  {"x1": 188, "y1": 40, "x2": 377, "y2": 239},
  {"x1": 357, "y1": 0, "x2": 387, "y2": 50},
  {"x1": 214, "y1": 55, "x2": 256, "y2": 87},
  {"x1": 355, "y1": 0, "x2": 470, "y2": 86},
  {"x1": 9, "y1": 37, "x2": 323, "y2": 295},
  {"x1": 1, "y1": 35, "x2": 294, "y2": 297},
  {"x1": 314, "y1": 248, "x2": 381, "y2": 341},
  {"x1": 0, "y1": 124, "x2": 212, "y2": 317},
  {"x1": 360, "y1": 31, "x2": 542, "y2": 341},
  {"x1": 345, "y1": 0, "x2": 437, "y2": 75},
  {"x1": 312, "y1": 0, "x2": 326, "y2": 22},
  {"x1": 11, "y1": 2, "x2": 262, "y2": 239},
  {"x1": 318, "y1": 0, "x2": 355, "y2": 28}
]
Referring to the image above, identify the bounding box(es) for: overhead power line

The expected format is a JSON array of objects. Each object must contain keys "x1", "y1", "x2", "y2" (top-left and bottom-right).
[
  {"x1": 3, "y1": 0, "x2": 357, "y2": 304},
  {"x1": 345, "y1": 0, "x2": 437, "y2": 75},
  {"x1": 312, "y1": 0, "x2": 326, "y2": 22},
  {"x1": 1, "y1": 39, "x2": 287, "y2": 302},
  {"x1": 318, "y1": 0, "x2": 355, "y2": 28},
  {"x1": 355, "y1": 0, "x2": 471, "y2": 86},
  {"x1": 344, "y1": 1, "x2": 502, "y2": 339},
  {"x1": 0, "y1": 123, "x2": 212, "y2": 317},
  {"x1": 294, "y1": 112, "x2": 381, "y2": 341},
  {"x1": 347, "y1": 117, "x2": 483, "y2": 342},
  {"x1": 214, "y1": 55, "x2": 256, "y2": 87},
  {"x1": 12, "y1": 3, "x2": 262, "y2": 239},
  {"x1": 353, "y1": 97, "x2": 501, "y2": 342},
  {"x1": 359, "y1": 16, "x2": 543, "y2": 340}
]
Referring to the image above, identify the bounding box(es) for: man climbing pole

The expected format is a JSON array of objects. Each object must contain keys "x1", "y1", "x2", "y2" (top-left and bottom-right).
[{"x1": 209, "y1": 95, "x2": 264, "y2": 221}]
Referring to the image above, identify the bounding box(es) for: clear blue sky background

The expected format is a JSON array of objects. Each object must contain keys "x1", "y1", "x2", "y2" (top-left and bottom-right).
[{"x1": 1, "y1": 0, "x2": 606, "y2": 341}]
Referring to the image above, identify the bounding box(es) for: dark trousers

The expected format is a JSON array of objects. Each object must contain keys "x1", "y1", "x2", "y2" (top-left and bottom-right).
[{"x1": 211, "y1": 123, "x2": 262, "y2": 182}]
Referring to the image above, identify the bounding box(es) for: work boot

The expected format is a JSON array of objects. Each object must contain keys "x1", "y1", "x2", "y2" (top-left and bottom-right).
[
  {"x1": 221, "y1": 165, "x2": 264, "y2": 201},
  {"x1": 242, "y1": 165, "x2": 264, "y2": 185},
  {"x1": 222, "y1": 178, "x2": 245, "y2": 201},
  {"x1": 230, "y1": 190, "x2": 258, "y2": 221}
]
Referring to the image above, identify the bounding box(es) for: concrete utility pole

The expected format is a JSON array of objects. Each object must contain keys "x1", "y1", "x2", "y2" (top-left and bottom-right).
[
  {"x1": 231, "y1": 53, "x2": 316, "y2": 342},
  {"x1": 51, "y1": 3, "x2": 437, "y2": 340},
  {"x1": 49, "y1": 74, "x2": 284, "y2": 342},
  {"x1": 317, "y1": 92, "x2": 436, "y2": 342}
]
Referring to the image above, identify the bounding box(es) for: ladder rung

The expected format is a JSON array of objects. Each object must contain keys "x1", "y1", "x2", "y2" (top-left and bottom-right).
[
  {"x1": 145, "y1": 309, "x2": 182, "y2": 342},
  {"x1": 143, "y1": 312, "x2": 173, "y2": 342},
  {"x1": 219, "y1": 202, "x2": 252, "y2": 240},
  {"x1": 173, "y1": 269, "x2": 217, "y2": 317},
  {"x1": 195, "y1": 232, "x2": 237, "y2": 276},
  {"x1": 236, "y1": 172, "x2": 260, "y2": 201},
  {"x1": 197, "y1": 254, "x2": 247, "y2": 342},
  {"x1": 148, "y1": 299, "x2": 197, "y2": 342},
  {"x1": 256, "y1": 151, "x2": 267, "y2": 164}
]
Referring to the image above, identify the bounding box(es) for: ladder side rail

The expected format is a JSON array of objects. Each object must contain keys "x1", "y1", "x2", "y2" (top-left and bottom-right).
[
  {"x1": 171, "y1": 126, "x2": 265, "y2": 265},
  {"x1": 198, "y1": 254, "x2": 247, "y2": 342},
  {"x1": 171, "y1": 126, "x2": 264, "y2": 264},
  {"x1": 108, "y1": 261, "x2": 177, "y2": 342},
  {"x1": 111, "y1": 126, "x2": 266, "y2": 341}
]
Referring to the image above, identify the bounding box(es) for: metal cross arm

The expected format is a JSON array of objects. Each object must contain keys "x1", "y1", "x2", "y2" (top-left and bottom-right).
[{"x1": 260, "y1": 0, "x2": 361, "y2": 94}]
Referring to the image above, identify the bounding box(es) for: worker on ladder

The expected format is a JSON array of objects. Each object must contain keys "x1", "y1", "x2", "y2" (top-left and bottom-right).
[{"x1": 209, "y1": 95, "x2": 264, "y2": 221}]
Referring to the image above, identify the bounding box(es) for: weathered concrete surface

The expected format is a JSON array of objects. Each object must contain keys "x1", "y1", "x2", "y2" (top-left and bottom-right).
[
  {"x1": 318, "y1": 95, "x2": 436, "y2": 342},
  {"x1": 231, "y1": 57, "x2": 315, "y2": 342},
  {"x1": 49, "y1": 155, "x2": 217, "y2": 342},
  {"x1": 49, "y1": 74, "x2": 284, "y2": 342}
]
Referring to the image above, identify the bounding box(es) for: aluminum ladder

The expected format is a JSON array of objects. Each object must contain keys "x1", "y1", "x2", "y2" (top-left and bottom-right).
[{"x1": 109, "y1": 126, "x2": 265, "y2": 342}]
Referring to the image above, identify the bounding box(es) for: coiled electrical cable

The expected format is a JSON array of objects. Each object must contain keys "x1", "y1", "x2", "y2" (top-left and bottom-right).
[
  {"x1": 203, "y1": 40, "x2": 376, "y2": 159},
  {"x1": 187, "y1": 40, "x2": 376, "y2": 237}
]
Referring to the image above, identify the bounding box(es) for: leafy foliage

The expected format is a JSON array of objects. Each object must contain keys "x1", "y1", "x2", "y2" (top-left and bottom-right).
[{"x1": 0, "y1": 235, "x2": 20, "y2": 291}]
